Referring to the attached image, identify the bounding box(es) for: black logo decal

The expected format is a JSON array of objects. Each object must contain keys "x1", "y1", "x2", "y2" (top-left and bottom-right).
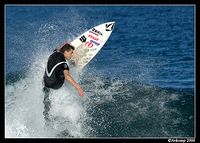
[
  {"x1": 79, "y1": 35, "x2": 87, "y2": 43},
  {"x1": 92, "y1": 28, "x2": 103, "y2": 36},
  {"x1": 106, "y1": 23, "x2": 115, "y2": 31}
]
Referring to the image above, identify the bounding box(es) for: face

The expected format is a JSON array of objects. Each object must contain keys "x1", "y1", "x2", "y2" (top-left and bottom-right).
[{"x1": 64, "y1": 49, "x2": 73, "y2": 60}]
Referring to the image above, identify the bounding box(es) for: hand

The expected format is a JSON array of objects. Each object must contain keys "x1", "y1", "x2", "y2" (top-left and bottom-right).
[
  {"x1": 78, "y1": 88, "x2": 84, "y2": 97},
  {"x1": 73, "y1": 51, "x2": 79, "y2": 65},
  {"x1": 66, "y1": 41, "x2": 71, "y2": 45}
]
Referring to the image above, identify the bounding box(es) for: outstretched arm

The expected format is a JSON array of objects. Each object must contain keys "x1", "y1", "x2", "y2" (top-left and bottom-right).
[{"x1": 63, "y1": 70, "x2": 84, "y2": 97}]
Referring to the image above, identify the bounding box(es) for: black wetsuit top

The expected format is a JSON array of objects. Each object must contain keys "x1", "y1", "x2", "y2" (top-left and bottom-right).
[{"x1": 43, "y1": 52, "x2": 69, "y2": 89}]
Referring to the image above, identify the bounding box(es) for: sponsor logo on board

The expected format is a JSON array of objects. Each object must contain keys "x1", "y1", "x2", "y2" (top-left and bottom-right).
[
  {"x1": 85, "y1": 41, "x2": 93, "y2": 48},
  {"x1": 90, "y1": 40, "x2": 100, "y2": 46},
  {"x1": 106, "y1": 23, "x2": 115, "y2": 31},
  {"x1": 88, "y1": 34, "x2": 103, "y2": 43},
  {"x1": 88, "y1": 34, "x2": 99, "y2": 41},
  {"x1": 79, "y1": 35, "x2": 87, "y2": 43},
  {"x1": 89, "y1": 31, "x2": 99, "y2": 36},
  {"x1": 91, "y1": 28, "x2": 103, "y2": 36}
]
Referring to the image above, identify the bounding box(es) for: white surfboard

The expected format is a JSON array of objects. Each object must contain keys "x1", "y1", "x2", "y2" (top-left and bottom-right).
[{"x1": 70, "y1": 21, "x2": 115, "y2": 69}]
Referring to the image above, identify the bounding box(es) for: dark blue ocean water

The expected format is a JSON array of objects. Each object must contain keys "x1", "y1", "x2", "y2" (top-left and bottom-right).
[{"x1": 5, "y1": 5, "x2": 195, "y2": 138}]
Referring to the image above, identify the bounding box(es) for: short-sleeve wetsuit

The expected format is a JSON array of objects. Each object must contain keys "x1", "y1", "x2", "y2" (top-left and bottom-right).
[{"x1": 43, "y1": 52, "x2": 69, "y2": 89}]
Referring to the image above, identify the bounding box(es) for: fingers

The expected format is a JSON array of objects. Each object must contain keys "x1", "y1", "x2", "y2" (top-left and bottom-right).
[
  {"x1": 66, "y1": 41, "x2": 71, "y2": 44},
  {"x1": 78, "y1": 88, "x2": 84, "y2": 97}
]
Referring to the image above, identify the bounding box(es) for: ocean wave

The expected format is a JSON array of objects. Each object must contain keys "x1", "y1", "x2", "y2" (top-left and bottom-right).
[{"x1": 5, "y1": 62, "x2": 194, "y2": 137}]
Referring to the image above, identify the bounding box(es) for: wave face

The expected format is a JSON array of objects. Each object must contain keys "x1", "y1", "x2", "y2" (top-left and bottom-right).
[{"x1": 5, "y1": 61, "x2": 194, "y2": 137}]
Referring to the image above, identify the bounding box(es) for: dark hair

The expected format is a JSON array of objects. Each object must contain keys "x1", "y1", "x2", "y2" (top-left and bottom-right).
[{"x1": 59, "y1": 44, "x2": 75, "y2": 54}]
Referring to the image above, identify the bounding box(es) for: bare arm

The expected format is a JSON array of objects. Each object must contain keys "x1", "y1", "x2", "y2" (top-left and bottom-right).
[{"x1": 63, "y1": 70, "x2": 84, "y2": 97}]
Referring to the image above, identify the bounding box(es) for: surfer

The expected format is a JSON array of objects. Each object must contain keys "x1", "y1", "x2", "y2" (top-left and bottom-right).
[
  {"x1": 43, "y1": 41, "x2": 84, "y2": 97},
  {"x1": 42, "y1": 41, "x2": 84, "y2": 125}
]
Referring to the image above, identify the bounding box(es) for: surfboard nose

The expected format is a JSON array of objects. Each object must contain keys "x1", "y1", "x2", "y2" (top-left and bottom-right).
[{"x1": 106, "y1": 22, "x2": 115, "y2": 31}]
